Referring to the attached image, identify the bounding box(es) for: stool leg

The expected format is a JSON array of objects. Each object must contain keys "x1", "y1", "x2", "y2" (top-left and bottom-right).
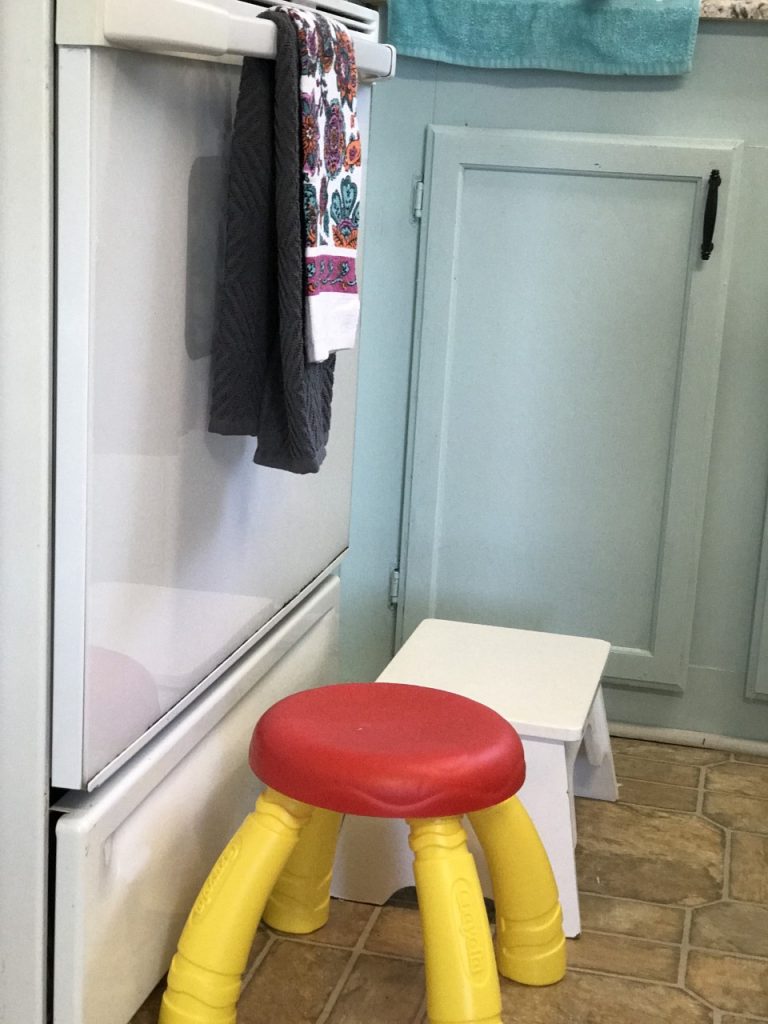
[
  {"x1": 263, "y1": 806, "x2": 343, "y2": 933},
  {"x1": 159, "y1": 788, "x2": 313, "y2": 1024},
  {"x1": 408, "y1": 817, "x2": 502, "y2": 1024},
  {"x1": 468, "y1": 795, "x2": 566, "y2": 987}
]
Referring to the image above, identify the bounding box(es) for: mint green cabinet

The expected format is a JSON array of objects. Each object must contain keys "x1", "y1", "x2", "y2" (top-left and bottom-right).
[{"x1": 399, "y1": 126, "x2": 742, "y2": 692}]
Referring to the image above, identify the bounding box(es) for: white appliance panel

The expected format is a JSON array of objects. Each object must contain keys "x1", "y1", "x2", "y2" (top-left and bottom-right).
[
  {"x1": 53, "y1": 46, "x2": 363, "y2": 788},
  {"x1": 54, "y1": 576, "x2": 340, "y2": 1024}
]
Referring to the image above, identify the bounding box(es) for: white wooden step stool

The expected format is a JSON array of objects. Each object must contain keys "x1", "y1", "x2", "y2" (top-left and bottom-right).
[{"x1": 332, "y1": 618, "x2": 618, "y2": 937}]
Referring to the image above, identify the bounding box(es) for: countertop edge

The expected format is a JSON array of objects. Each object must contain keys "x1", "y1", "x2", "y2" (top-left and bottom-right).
[{"x1": 700, "y1": 0, "x2": 768, "y2": 19}]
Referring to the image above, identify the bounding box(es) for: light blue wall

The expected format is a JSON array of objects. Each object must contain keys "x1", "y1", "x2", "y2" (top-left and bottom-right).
[
  {"x1": 339, "y1": 60, "x2": 438, "y2": 681},
  {"x1": 341, "y1": 24, "x2": 768, "y2": 741}
]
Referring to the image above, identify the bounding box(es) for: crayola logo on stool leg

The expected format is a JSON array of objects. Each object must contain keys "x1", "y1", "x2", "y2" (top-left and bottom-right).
[
  {"x1": 192, "y1": 836, "x2": 242, "y2": 917},
  {"x1": 452, "y1": 878, "x2": 491, "y2": 984}
]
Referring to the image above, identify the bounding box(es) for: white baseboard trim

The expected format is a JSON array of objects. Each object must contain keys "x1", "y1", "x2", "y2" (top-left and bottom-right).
[{"x1": 610, "y1": 721, "x2": 768, "y2": 759}]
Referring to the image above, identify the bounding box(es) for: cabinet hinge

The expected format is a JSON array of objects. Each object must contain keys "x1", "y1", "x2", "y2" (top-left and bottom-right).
[
  {"x1": 388, "y1": 568, "x2": 401, "y2": 608},
  {"x1": 412, "y1": 180, "x2": 424, "y2": 221}
]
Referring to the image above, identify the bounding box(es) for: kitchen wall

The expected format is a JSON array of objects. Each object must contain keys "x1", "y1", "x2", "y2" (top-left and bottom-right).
[{"x1": 341, "y1": 21, "x2": 768, "y2": 742}]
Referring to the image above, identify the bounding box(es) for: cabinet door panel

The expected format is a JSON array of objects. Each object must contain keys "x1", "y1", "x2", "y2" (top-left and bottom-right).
[{"x1": 401, "y1": 128, "x2": 741, "y2": 690}]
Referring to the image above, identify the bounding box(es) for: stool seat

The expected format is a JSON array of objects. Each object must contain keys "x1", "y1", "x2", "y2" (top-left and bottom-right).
[{"x1": 249, "y1": 682, "x2": 526, "y2": 818}]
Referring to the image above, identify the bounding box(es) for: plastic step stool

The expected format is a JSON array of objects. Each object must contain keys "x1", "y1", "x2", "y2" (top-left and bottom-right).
[{"x1": 159, "y1": 682, "x2": 566, "y2": 1024}]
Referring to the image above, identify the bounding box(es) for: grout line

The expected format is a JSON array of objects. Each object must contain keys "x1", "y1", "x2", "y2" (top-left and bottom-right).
[
  {"x1": 683, "y1": 991, "x2": 739, "y2": 1016},
  {"x1": 617, "y1": 777, "x2": 700, "y2": 796},
  {"x1": 576, "y1": 927, "x2": 682, "y2": 949},
  {"x1": 409, "y1": 992, "x2": 428, "y2": 1024},
  {"x1": 723, "y1": 827, "x2": 733, "y2": 901},
  {"x1": 679, "y1": 897, "x2": 727, "y2": 910},
  {"x1": 579, "y1": 890, "x2": 688, "y2": 910},
  {"x1": 687, "y1": 943, "x2": 768, "y2": 965},
  {"x1": 315, "y1": 906, "x2": 383, "y2": 1024},
  {"x1": 696, "y1": 765, "x2": 706, "y2": 815},
  {"x1": 609, "y1": 738, "x2": 732, "y2": 766},
  {"x1": 261, "y1": 932, "x2": 386, "y2": 955},
  {"x1": 700, "y1": 816, "x2": 729, "y2": 836},
  {"x1": 616, "y1": 770, "x2": 700, "y2": 791},
  {"x1": 615, "y1": 799, "x2": 701, "y2": 816},
  {"x1": 351, "y1": 946, "x2": 424, "y2": 964},
  {"x1": 677, "y1": 908, "x2": 693, "y2": 990},
  {"x1": 726, "y1": 826, "x2": 768, "y2": 839},
  {"x1": 677, "y1": 770, "x2": 703, "y2": 996},
  {"x1": 568, "y1": 965, "x2": 683, "y2": 989},
  {"x1": 241, "y1": 932, "x2": 277, "y2": 990}
]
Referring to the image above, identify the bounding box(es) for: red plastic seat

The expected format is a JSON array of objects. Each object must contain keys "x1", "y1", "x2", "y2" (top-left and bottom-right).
[{"x1": 249, "y1": 682, "x2": 526, "y2": 818}]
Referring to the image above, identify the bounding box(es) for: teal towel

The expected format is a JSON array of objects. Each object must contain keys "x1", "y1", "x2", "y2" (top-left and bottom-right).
[{"x1": 387, "y1": 0, "x2": 700, "y2": 75}]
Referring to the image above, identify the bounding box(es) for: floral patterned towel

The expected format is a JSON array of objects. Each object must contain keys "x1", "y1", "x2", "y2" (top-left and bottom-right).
[{"x1": 286, "y1": 9, "x2": 362, "y2": 363}]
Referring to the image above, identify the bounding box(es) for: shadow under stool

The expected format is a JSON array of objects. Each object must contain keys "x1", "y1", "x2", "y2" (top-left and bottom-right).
[{"x1": 159, "y1": 682, "x2": 566, "y2": 1024}]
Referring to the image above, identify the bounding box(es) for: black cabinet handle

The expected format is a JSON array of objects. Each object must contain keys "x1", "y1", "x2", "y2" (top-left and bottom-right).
[{"x1": 701, "y1": 169, "x2": 721, "y2": 261}]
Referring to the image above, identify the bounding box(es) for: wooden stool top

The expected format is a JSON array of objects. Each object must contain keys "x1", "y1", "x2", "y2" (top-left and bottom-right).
[{"x1": 250, "y1": 682, "x2": 525, "y2": 818}]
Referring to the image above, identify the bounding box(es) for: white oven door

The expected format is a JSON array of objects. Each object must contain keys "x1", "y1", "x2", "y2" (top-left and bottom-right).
[{"x1": 53, "y1": 44, "x2": 368, "y2": 789}]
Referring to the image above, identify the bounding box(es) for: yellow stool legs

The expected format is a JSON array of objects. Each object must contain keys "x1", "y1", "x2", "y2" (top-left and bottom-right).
[
  {"x1": 408, "y1": 817, "x2": 502, "y2": 1024},
  {"x1": 263, "y1": 805, "x2": 342, "y2": 933},
  {"x1": 160, "y1": 791, "x2": 564, "y2": 1024},
  {"x1": 159, "y1": 788, "x2": 313, "y2": 1024},
  {"x1": 469, "y1": 795, "x2": 566, "y2": 987}
]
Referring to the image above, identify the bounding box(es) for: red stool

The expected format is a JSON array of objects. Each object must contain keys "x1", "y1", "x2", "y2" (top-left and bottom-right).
[{"x1": 160, "y1": 683, "x2": 566, "y2": 1024}]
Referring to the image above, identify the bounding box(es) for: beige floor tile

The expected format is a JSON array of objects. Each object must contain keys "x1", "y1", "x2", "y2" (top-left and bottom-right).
[
  {"x1": 611, "y1": 738, "x2": 728, "y2": 766},
  {"x1": 365, "y1": 906, "x2": 424, "y2": 960},
  {"x1": 614, "y1": 753, "x2": 700, "y2": 788},
  {"x1": 575, "y1": 800, "x2": 724, "y2": 905},
  {"x1": 731, "y1": 832, "x2": 768, "y2": 905},
  {"x1": 238, "y1": 940, "x2": 349, "y2": 1023},
  {"x1": 578, "y1": 893, "x2": 686, "y2": 943},
  {"x1": 618, "y1": 778, "x2": 699, "y2": 812},
  {"x1": 703, "y1": 792, "x2": 768, "y2": 836},
  {"x1": 686, "y1": 950, "x2": 768, "y2": 1017},
  {"x1": 705, "y1": 763, "x2": 768, "y2": 801},
  {"x1": 500, "y1": 971, "x2": 713, "y2": 1023},
  {"x1": 567, "y1": 931, "x2": 680, "y2": 982},
  {"x1": 690, "y1": 902, "x2": 768, "y2": 958},
  {"x1": 722, "y1": 1017, "x2": 768, "y2": 1023},
  {"x1": 324, "y1": 954, "x2": 425, "y2": 1024},
  {"x1": 266, "y1": 897, "x2": 375, "y2": 948}
]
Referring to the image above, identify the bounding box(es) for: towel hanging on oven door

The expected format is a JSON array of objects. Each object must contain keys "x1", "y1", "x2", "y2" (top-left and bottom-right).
[
  {"x1": 284, "y1": 6, "x2": 363, "y2": 364},
  {"x1": 209, "y1": 8, "x2": 363, "y2": 474}
]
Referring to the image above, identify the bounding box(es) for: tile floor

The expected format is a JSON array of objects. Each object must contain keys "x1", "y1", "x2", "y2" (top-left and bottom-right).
[{"x1": 131, "y1": 738, "x2": 768, "y2": 1024}]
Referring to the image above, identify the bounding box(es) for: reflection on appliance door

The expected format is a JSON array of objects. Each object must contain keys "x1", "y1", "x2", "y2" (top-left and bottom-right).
[{"x1": 83, "y1": 583, "x2": 275, "y2": 779}]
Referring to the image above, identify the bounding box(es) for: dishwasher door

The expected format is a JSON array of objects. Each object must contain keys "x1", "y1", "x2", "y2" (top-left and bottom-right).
[{"x1": 54, "y1": 577, "x2": 341, "y2": 1024}]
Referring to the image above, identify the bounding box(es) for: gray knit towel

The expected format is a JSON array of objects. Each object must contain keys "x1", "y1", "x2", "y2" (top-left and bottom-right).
[{"x1": 208, "y1": 9, "x2": 335, "y2": 474}]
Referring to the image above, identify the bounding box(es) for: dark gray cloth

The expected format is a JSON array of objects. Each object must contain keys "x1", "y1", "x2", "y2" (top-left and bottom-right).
[{"x1": 208, "y1": 10, "x2": 335, "y2": 474}]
